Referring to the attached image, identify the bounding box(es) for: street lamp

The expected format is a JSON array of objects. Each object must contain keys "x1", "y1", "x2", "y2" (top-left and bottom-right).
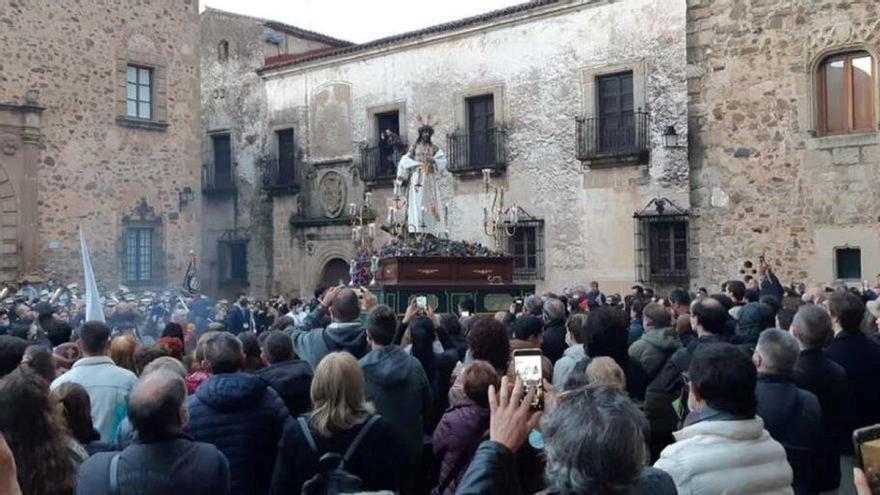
[
  {"x1": 663, "y1": 125, "x2": 679, "y2": 148},
  {"x1": 178, "y1": 186, "x2": 194, "y2": 210}
]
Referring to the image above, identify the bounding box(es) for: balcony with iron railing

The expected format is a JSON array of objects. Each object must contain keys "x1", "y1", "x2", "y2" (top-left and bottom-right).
[
  {"x1": 202, "y1": 163, "x2": 236, "y2": 196},
  {"x1": 576, "y1": 110, "x2": 649, "y2": 166},
  {"x1": 262, "y1": 156, "x2": 300, "y2": 195},
  {"x1": 446, "y1": 128, "x2": 507, "y2": 175},
  {"x1": 360, "y1": 141, "x2": 407, "y2": 185}
]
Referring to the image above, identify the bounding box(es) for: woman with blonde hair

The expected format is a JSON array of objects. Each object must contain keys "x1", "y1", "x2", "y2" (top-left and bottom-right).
[
  {"x1": 269, "y1": 352, "x2": 403, "y2": 494},
  {"x1": 109, "y1": 333, "x2": 139, "y2": 374}
]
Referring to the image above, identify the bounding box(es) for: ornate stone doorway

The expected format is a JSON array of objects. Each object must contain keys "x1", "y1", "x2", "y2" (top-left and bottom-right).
[{"x1": 318, "y1": 258, "x2": 349, "y2": 289}]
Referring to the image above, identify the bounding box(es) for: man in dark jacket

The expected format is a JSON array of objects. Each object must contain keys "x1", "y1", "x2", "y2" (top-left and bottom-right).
[
  {"x1": 256, "y1": 331, "x2": 313, "y2": 416},
  {"x1": 824, "y1": 291, "x2": 880, "y2": 438},
  {"x1": 286, "y1": 286, "x2": 369, "y2": 370},
  {"x1": 457, "y1": 378, "x2": 676, "y2": 495},
  {"x1": 77, "y1": 370, "x2": 230, "y2": 495},
  {"x1": 359, "y1": 305, "x2": 432, "y2": 460},
  {"x1": 643, "y1": 297, "x2": 727, "y2": 460},
  {"x1": 185, "y1": 332, "x2": 290, "y2": 495},
  {"x1": 792, "y1": 305, "x2": 853, "y2": 493},
  {"x1": 540, "y1": 298, "x2": 567, "y2": 364},
  {"x1": 753, "y1": 328, "x2": 822, "y2": 495},
  {"x1": 226, "y1": 297, "x2": 253, "y2": 335}
]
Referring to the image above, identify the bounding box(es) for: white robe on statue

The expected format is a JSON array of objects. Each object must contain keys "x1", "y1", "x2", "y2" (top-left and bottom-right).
[{"x1": 397, "y1": 143, "x2": 447, "y2": 236}]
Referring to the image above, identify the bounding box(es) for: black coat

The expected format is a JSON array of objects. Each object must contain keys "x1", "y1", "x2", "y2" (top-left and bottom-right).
[
  {"x1": 755, "y1": 374, "x2": 823, "y2": 495},
  {"x1": 541, "y1": 320, "x2": 567, "y2": 365},
  {"x1": 185, "y1": 372, "x2": 291, "y2": 495},
  {"x1": 824, "y1": 330, "x2": 880, "y2": 443},
  {"x1": 794, "y1": 348, "x2": 854, "y2": 491},
  {"x1": 256, "y1": 359, "x2": 313, "y2": 416},
  {"x1": 76, "y1": 432, "x2": 230, "y2": 495},
  {"x1": 455, "y1": 440, "x2": 677, "y2": 495},
  {"x1": 643, "y1": 334, "x2": 723, "y2": 459},
  {"x1": 269, "y1": 415, "x2": 403, "y2": 495}
]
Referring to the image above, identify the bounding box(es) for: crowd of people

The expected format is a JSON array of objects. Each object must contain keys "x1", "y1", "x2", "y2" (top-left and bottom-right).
[{"x1": 1, "y1": 261, "x2": 880, "y2": 494}]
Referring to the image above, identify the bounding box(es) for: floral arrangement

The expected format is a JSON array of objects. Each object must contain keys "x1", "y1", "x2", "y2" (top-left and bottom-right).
[{"x1": 375, "y1": 237, "x2": 502, "y2": 258}]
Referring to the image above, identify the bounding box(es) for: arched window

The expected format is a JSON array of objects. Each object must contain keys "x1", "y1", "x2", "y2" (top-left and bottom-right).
[
  {"x1": 218, "y1": 40, "x2": 229, "y2": 62},
  {"x1": 817, "y1": 51, "x2": 876, "y2": 135}
]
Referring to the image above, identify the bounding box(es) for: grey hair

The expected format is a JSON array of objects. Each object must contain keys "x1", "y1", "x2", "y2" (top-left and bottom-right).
[
  {"x1": 142, "y1": 356, "x2": 187, "y2": 379},
  {"x1": 756, "y1": 328, "x2": 800, "y2": 374},
  {"x1": 127, "y1": 370, "x2": 187, "y2": 441},
  {"x1": 543, "y1": 298, "x2": 566, "y2": 323},
  {"x1": 203, "y1": 331, "x2": 243, "y2": 374},
  {"x1": 524, "y1": 295, "x2": 543, "y2": 315},
  {"x1": 542, "y1": 385, "x2": 647, "y2": 494},
  {"x1": 791, "y1": 305, "x2": 832, "y2": 350}
]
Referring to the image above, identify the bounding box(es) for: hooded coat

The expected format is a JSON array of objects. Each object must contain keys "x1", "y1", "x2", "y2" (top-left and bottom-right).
[
  {"x1": 359, "y1": 346, "x2": 432, "y2": 458},
  {"x1": 185, "y1": 372, "x2": 291, "y2": 495},
  {"x1": 733, "y1": 302, "x2": 776, "y2": 350},
  {"x1": 628, "y1": 326, "x2": 681, "y2": 379},
  {"x1": 286, "y1": 320, "x2": 368, "y2": 371}
]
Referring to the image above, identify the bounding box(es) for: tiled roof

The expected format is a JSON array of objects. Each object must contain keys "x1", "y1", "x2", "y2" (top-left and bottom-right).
[
  {"x1": 202, "y1": 7, "x2": 353, "y2": 48},
  {"x1": 259, "y1": 0, "x2": 565, "y2": 73}
]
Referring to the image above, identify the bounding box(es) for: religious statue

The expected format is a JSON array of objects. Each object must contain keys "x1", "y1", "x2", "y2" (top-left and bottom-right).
[{"x1": 396, "y1": 119, "x2": 447, "y2": 236}]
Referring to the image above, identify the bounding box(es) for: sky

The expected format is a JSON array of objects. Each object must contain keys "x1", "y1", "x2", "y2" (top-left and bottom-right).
[{"x1": 200, "y1": 0, "x2": 524, "y2": 44}]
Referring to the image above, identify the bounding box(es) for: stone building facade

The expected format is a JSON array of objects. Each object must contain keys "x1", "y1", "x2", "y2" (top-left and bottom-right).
[
  {"x1": 688, "y1": 0, "x2": 880, "y2": 287},
  {"x1": 0, "y1": 0, "x2": 201, "y2": 288},
  {"x1": 257, "y1": 0, "x2": 689, "y2": 297},
  {"x1": 199, "y1": 9, "x2": 350, "y2": 298}
]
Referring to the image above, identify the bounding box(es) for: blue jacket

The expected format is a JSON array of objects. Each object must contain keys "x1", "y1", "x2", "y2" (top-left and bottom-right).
[
  {"x1": 286, "y1": 314, "x2": 368, "y2": 370},
  {"x1": 185, "y1": 372, "x2": 291, "y2": 495},
  {"x1": 76, "y1": 432, "x2": 230, "y2": 495},
  {"x1": 359, "y1": 346, "x2": 432, "y2": 459}
]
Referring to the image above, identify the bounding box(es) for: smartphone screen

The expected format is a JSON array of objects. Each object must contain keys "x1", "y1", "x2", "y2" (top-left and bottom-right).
[
  {"x1": 416, "y1": 296, "x2": 427, "y2": 309},
  {"x1": 513, "y1": 350, "x2": 544, "y2": 410},
  {"x1": 855, "y1": 425, "x2": 880, "y2": 494}
]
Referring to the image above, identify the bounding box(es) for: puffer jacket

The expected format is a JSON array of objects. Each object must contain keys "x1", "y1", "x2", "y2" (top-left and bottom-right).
[
  {"x1": 432, "y1": 399, "x2": 489, "y2": 495},
  {"x1": 654, "y1": 417, "x2": 793, "y2": 495},
  {"x1": 628, "y1": 326, "x2": 681, "y2": 379},
  {"x1": 185, "y1": 372, "x2": 291, "y2": 495}
]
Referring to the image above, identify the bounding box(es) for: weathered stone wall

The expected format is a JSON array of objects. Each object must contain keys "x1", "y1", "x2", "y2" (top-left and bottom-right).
[
  {"x1": 200, "y1": 10, "x2": 272, "y2": 298},
  {"x1": 200, "y1": 9, "x2": 346, "y2": 298},
  {"x1": 687, "y1": 0, "x2": 880, "y2": 287},
  {"x1": 0, "y1": 0, "x2": 201, "y2": 288},
  {"x1": 262, "y1": 0, "x2": 688, "y2": 296}
]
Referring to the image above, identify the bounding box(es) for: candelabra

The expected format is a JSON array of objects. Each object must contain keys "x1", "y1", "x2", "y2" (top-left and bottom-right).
[
  {"x1": 348, "y1": 192, "x2": 380, "y2": 286},
  {"x1": 481, "y1": 168, "x2": 521, "y2": 250}
]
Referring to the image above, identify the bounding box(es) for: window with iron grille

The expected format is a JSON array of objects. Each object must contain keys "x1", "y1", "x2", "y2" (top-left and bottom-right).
[
  {"x1": 508, "y1": 220, "x2": 544, "y2": 281},
  {"x1": 219, "y1": 240, "x2": 248, "y2": 283},
  {"x1": 125, "y1": 227, "x2": 153, "y2": 283},
  {"x1": 634, "y1": 199, "x2": 688, "y2": 283},
  {"x1": 835, "y1": 247, "x2": 861, "y2": 280},
  {"x1": 126, "y1": 65, "x2": 152, "y2": 120}
]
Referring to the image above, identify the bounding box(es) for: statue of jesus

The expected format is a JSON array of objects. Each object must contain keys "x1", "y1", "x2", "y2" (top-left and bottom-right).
[{"x1": 397, "y1": 122, "x2": 447, "y2": 236}]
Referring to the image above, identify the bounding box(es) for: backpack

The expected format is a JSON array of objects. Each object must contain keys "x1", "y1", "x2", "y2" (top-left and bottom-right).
[{"x1": 300, "y1": 415, "x2": 380, "y2": 495}]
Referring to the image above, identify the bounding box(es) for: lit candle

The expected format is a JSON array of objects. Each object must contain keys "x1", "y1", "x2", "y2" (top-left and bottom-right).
[
  {"x1": 370, "y1": 255, "x2": 379, "y2": 272},
  {"x1": 349, "y1": 203, "x2": 357, "y2": 216},
  {"x1": 351, "y1": 227, "x2": 358, "y2": 242},
  {"x1": 364, "y1": 192, "x2": 372, "y2": 207},
  {"x1": 387, "y1": 206, "x2": 396, "y2": 224},
  {"x1": 368, "y1": 222, "x2": 376, "y2": 238},
  {"x1": 482, "y1": 168, "x2": 492, "y2": 185}
]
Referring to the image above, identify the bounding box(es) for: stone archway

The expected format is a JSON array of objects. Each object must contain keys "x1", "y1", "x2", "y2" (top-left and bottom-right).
[{"x1": 318, "y1": 258, "x2": 350, "y2": 289}]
